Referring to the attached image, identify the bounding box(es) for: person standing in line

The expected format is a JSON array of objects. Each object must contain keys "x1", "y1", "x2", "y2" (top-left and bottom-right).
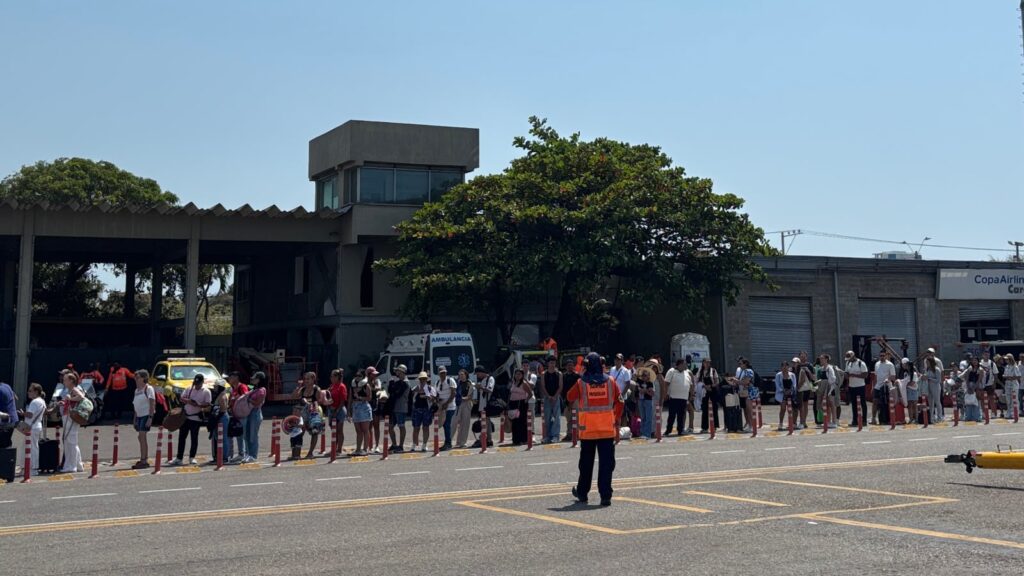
[
  {"x1": 731, "y1": 359, "x2": 756, "y2": 432},
  {"x1": 663, "y1": 359, "x2": 691, "y2": 436},
  {"x1": 105, "y1": 362, "x2": 135, "y2": 422},
  {"x1": 813, "y1": 355, "x2": 838, "y2": 429},
  {"x1": 227, "y1": 372, "x2": 249, "y2": 463},
  {"x1": 697, "y1": 358, "x2": 720, "y2": 434},
  {"x1": 350, "y1": 368, "x2": 375, "y2": 456},
  {"x1": 569, "y1": 353, "x2": 624, "y2": 507},
  {"x1": 210, "y1": 382, "x2": 233, "y2": 461},
  {"x1": 435, "y1": 367, "x2": 457, "y2": 451},
  {"x1": 540, "y1": 358, "x2": 563, "y2": 444},
  {"x1": 979, "y1": 351, "x2": 998, "y2": 418},
  {"x1": 473, "y1": 366, "x2": 495, "y2": 448},
  {"x1": 58, "y1": 371, "x2": 85, "y2": 473},
  {"x1": 898, "y1": 358, "x2": 919, "y2": 425},
  {"x1": 173, "y1": 374, "x2": 210, "y2": 465},
  {"x1": 453, "y1": 369, "x2": 474, "y2": 449},
  {"x1": 410, "y1": 372, "x2": 436, "y2": 452},
  {"x1": 1002, "y1": 355, "x2": 1020, "y2": 420},
  {"x1": 21, "y1": 383, "x2": 46, "y2": 474},
  {"x1": 921, "y1": 356, "x2": 944, "y2": 423},
  {"x1": 872, "y1": 351, "x2": 897, "y2": 425},
  {"x1": 844, "y1": 351, "x2": 868, "y2": 426},
  {"x1": 131, "y1": 370, "x2": 155, "y2": 469},
  {"x1": 959, "y1": 358, "x2": 985, "y2": 422},
  {"x1": 0, "y1": 381, "x2": 19, "y2": 451},
  {"x1": 244, "y1": 371, "x2": 267, "y2": 463},
  {"x1": 367, "y1": 368, "x2": 384, "y2": 454},
  {"x1": 774, "y1": 362, "x2": 797, "y2": 430},
  {"x1": 385, "y1": 365, "x2": 410, "y2": 452},
  {"x1": 608, "y1": 354, "x2": 632, "y2": 427},
  {"x1": 508, "y1": 368, "x2": 533, "y2": 446},
  {"x1": 327, "y1": 369, "x2": 347, "y2": 457}
]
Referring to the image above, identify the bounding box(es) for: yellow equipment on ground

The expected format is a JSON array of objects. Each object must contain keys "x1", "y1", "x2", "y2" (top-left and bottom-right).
[{"x1": 945, "y1": 446, "x2": 1024, "y2": 473}]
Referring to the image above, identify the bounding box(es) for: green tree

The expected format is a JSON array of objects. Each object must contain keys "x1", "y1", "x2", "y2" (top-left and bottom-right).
[{"x1": 378, "y1": 117, "x2": 774, "y2": 346}]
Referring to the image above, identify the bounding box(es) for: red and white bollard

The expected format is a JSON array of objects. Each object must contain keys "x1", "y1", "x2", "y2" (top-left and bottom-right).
[
  {"x1": 479, "y1": 410, "x2": 488, "y2": 454},
  {"x1": 153, "y1": 427, "x2": 163, "y2": 475},
  {"x1": 166, "y1": 429, "x2": 173, "y2": 464},
  {"x1": 268, "y1": 417, "x2": 279, "y2": 458},
  {"x1": 888, "y1": 387, "x2": 897, "y2": 431},
  {"x1": 709, "y1": 406, "x2": 717, "y2": 440},
  {"x1": 329, "y1": 420, "x2": 338, "y2": 463},
  {"x1": 499, "y1": 411, "x2": 506, "y2": 445},
  {"x1": 855, "y1": 400, "x2": 863, "y2": 432},
  {"x1": 433, "y1": 412, "x2": 440, "y2": 456},
  {"x1": 571, "y1": 407, "x2": 579, "y2": 448},
  {"x1": 822, "y1": 397, "x2": 830, "y2": 435},
  {"x1": 55, "y1": 424, "x2": 62, "y2": 465},
  {"x1": 319, "y1": 426, "x2": 326, "y2": 454},
  {"x1": 982, "y1": 390, "x2": 990, "y2": 425},
  {"x1": 655, "y1": 402, "x2": 663, "y2": 443},
  {"x1": 111, "y1": 424, "x2": 119, "y2": 467},
  {"x1": 920, "y1": 395, "x2": 929, "y2": 428},
  {"x1": 215, "y1": 421, "x2": 224, "y2": 471},
  {"x1": 787, "y1": 399, "x2": 794, "y2": 436},
  {"x1": 953, "y1": 395, "x2": 960, "y2": 427},
  {"x1": 381, "y1": 415, "x2": 390, "y2": 460},
  {"x1": 21, "y1": 434, "x2": 31, "y2": 483},
  {"x1": 1014, "y1": 395, "x2": 1020, "y2": 424},
  {"x1": 526, "y1": 401, "x2": 534, "y2": 451},
  {"x1": 756, "y1": 397, "x2": 764, "y2": 430},
  {"x1": 540, "y1": 400, "x2": 548, "y2": 443},
  {"x1": 90, "y1": 428, "x2": 99, "y2": 478}
]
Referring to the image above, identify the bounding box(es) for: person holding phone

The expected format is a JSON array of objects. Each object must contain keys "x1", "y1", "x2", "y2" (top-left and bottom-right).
[{"x1": 172, "y1": 374, "x2": 210, "y2": 466}]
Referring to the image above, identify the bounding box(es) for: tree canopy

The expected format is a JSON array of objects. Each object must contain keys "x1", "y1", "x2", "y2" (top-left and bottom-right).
[
  {"x1": 378, "y1": 117, "x2": 774, "y2": 346},
  {"x1": 0, "y1": 157, "x2": 178, "y2": 206}
]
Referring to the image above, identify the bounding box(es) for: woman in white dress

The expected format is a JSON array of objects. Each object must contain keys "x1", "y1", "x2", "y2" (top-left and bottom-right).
[
  {"x1": 59, "y1": 371, "x2": 85, "y2": 473},
  {"x1": 23, "y1": 383, "x2": 47, "y2": 473}
]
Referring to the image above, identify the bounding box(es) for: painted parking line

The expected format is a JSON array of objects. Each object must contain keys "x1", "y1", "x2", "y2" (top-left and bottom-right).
[
  {"x1": 953, "y1": 435, "x2": 981, "y2": 439},
  {"x1": 390, "y1": 471, "x2": 431, "y2": 476},
  {"x1": 814, "y1": 444, "x2": 844, "y2": 448},
  {"x1": 616, "y1": 457, "x2": 633, "y2": 461},
  {"x1": 992, "y1": 432, "x2": 1022, "y2": 437},
  {"x1": 650, "y1": 453, "x2": 690, "y2": 459},
  {"x1": 862, "y1": 441, "x2": 891, "y2": 445},
  {"x1": 230, "y1": 482, "x2": 284, "y2": 488},
  {"x1": 527, "y1": 461, "x2": 569, "y2": 466},
  {"x1": 908, "y1": 438, "x2": 937, "y2": 442},
  {"x1": 801, "y1": 514, "x2": 1024, "y2": 551},
  {"x1": 455, "y1": 466, "x2": 503, "y2": 472},
  {"x1": 710, "y1": 450, "x2": 745, "y2": 454},
  {"x1": 765, "y1": 447, "x2": 795, "y2": 451},
  {"x1": 139, "y1": 487, "x2": 201, "y2": 494},
  {"x1": 315, "y1": 476, "x2": 362, "y2": 482},
  {"x1": 683, "y1": 490, "x2": 789, "y2": 507},
  {"x1": 51, "y1": 493, "x2": 117, "y2": 500},
  {"x1": 615, "y1": 496, "x2": 712, "y2": 514},
  {"x1": 0, "y1": 500, "x2": 15, "y2": 504}
]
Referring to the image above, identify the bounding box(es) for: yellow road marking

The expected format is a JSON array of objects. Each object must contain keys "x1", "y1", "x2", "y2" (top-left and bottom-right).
[
  {"x1": 47, "y1": 474, "x2": 74, "y2": 482},
  {"x1": 176, "y1": 466, "x2": 200, "y2": 474},
  {"x1": 801, "y1": 514, "x2": 1024, "y2": 550},
  {"x1": 726, "y1": 434, "x2": 744, "y2": 440},
  {"x1": 401, "y1": 454, "x2": 424, "y2": 460},
  {"x1": 114, "y1": 471, "x2": 139, "y2": 478},
  {"x1": 615, "y1": 496, "x2": 712, "y2": 514},
  {"x1": 676, "y1": 436, "x2": 696, "y2": 442},
  {"x1": 755, "y1": 478, "x2": 952, "y2": 502},
  {"x1": 542, "y1": 445, "x2": 562, "y2": 450},
  {"x1": 293, "y1": 459, "x2": 318, "y2": 466},
  {"x1": 239, "y1": 463, "x2": 261, "y2": 470},
  {"x1": 449, "y1": 450, "x2": 472, "y2": 456},
  {"x1": 683, "y1": 490, "x2": 789, "y2": 507},
  {"x1": 497, "y1": 447, "x2": 517, "y2": 453},
  {"x1": 456, "y1": 501, "x2": 626, "y2": 534},
  {"x1": 799, "y1": 430, "x2": 817, "y2": 436},
  {"x1": 349, "y1": 456, "x2": 369, "y2": 463},
  {"x1": 629, "y1": 439, "x2": 648, "y2": 444}
]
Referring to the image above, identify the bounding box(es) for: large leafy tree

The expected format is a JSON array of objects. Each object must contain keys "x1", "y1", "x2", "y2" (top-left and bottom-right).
[{"x1": 379, "y1": 117, "x2": 774, "y2": 346}]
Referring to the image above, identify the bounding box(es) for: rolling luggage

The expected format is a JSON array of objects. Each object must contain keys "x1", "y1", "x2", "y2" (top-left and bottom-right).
[
  {"x1": 38, "y1": 438, "x2": 60, "y2": 474},
  {"x1": 0, "y1": 447, "x2": 15, "y2": 483}
]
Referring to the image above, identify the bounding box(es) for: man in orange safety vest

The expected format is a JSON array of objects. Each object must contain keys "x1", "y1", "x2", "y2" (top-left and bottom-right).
[{"x1": 567, "y1": 352, "x2": 624, "y2": 506}]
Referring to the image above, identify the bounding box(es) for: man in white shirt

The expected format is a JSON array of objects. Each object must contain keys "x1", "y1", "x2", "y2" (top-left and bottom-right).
[
  {"x1": 435, "y1": 367, "x2": 457, "y2": 451},
  {"x1": 844, "y1": 351, "x2": 869, "y2": 427},
  {"x1": 662, "y1": 359, "x2": 693, "y2": 435},
  {"x1": 609, "y1": 354, "x2": 633, "y2": 427},
  {"x1": 872, "y1": 351, "x2": 897, "y2": 425}
]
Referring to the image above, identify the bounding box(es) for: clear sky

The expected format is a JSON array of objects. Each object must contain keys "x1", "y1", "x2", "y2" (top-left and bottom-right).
[{"x1": 1, "y1": 0, "x2": 1021, "y2": 261}]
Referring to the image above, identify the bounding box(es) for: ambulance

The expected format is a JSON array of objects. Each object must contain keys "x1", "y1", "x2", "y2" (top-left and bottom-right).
[{"x1": 375, "y1": 332, "x2": 478, "y2": 384}]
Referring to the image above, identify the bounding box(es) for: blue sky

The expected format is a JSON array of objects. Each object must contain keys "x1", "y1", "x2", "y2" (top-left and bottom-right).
[{"x1": 1, "y1": 0, "x2": 1021, "y2": 261}]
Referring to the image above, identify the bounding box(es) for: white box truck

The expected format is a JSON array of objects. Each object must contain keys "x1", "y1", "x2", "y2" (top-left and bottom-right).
[{"x1": 375, "y1": 332, "x2": 478, "y2": 384}]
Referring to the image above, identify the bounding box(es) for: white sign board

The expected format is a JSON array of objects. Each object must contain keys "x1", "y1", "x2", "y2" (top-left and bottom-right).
[{"x1": 938, "y1": 269, "x2": 1024, "y2": 300}]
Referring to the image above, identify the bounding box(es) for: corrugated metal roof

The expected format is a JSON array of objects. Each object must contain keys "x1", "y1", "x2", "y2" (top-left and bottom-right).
[{"x1": 0, "y1": 199, "x2": 343, "y2": 219}]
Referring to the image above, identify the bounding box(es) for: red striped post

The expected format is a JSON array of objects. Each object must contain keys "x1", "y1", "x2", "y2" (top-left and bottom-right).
[
  {"x1": 268, "y1": 417, "x2": 279, "y2": 458},
  {"x1": 540, "y1": 400, "x2": 548, "y2": 444},
  {"x1": 888, "y1": 388, "x2": 897, "y2": 431},
  {"x1": 822, "y1": 397, "x2": 829, "y2": 435},
  {"x1": 921, "y1": 395, "x2": 929, "y2": 428},
  {"x1": 787, "y1": 399, "x2": 795, "y2": 435},
  {"x1": 111, "y1": 424, "x2": 119, "y2": 466},
  {"x1": 571, "y1": 407, "x2": 578, "y2": 448},
  {"x1": 526, "y1": 402, "x2": 534, "y2": 451},
  {"x1": 856, "y1": 400, "x2": 863, "y2": 432},
  {"x1": 752, "y1": 399, "x2": 759, "y2": 438},
  {"x1": 499, "y1": 411, "x2": 506, "y2": 445},
  {"x1": 479, "y1": 410, "x2": 488, "y2": 454},
  {"x1": 215, "y1": 421, "x2": 224, "y2": 471},
  {"x1": 166, "y1": 429, "x2": 173, "y2": 463},
  {"x1": 381, "y1": 415, "x2": 390, "y2": 460},
  {"x1": 330, "y1": 419, "x2": 338, "y2": 463},
  {"x1": 432, "y1": 412, "x2": 440, "y2": 456},
  {"x1": 952, "y1": 395, "x2": 960, "y2": 427},
  {"x1": 21, "y1": 434, "x2": 31, "y2": 483},
  {"x1": 709, "y1": 406, "x2": 717, "y2": 440},
  {"x1": 982, "y1": 390, "x2": 990, "y2": 425},
  {"x1": 89, "y1": 428, "x2": 99, "y2": 478},
  {"x1": 153, "y1": 427, "x2": 163, "y2": 475},
  {"x1": 319, "y1": 426, "x2": 326, "y2": 454},
  {"x1": 655, "y1": 403, "x2": 663, "y2": 443}
]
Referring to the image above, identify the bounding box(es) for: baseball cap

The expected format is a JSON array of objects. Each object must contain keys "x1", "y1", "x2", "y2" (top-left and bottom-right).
[
  {"x1": 366, "y1": 366, "x2": 379, "y2": 376},
  {"x1": 438, "y1": 366, "x2": 448, "y2": 374}
]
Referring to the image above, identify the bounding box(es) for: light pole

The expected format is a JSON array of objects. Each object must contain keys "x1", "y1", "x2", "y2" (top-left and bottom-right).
[
  {"x1": 1009, "y1": 241, "x2": 1023, "y2": 263},
  {"x1": 902, "y1": 237, "x2": 931, "y2": 259}
]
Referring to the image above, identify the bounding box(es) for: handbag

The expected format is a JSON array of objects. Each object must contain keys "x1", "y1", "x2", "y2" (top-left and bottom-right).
[
  {"x1": 227, "y1": 417, "x2": 244, "y2": 438},
  {"x1": 163, "y1": 407, "x2": 186, "y2": 431},
  {"x1": 232, "y1": 395, "x2": 253, "y2": 419},
  {"x1": 964, "y1": 392, "x2": 979, "y2": 407}
]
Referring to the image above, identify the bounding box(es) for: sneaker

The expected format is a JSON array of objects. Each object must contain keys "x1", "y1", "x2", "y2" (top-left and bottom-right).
[
  {"x1": 372, "y1": 447, "x2": 382, "y2": 454},
  {"x1": 686, "y1": 427, "x2": 693, "y2": 434},
  {"x1": 392, "y1": 446, "x2": 404, "y2": 453},
  {"x1": 699, "y1": 429, "x2": 708, "y2": 435},
  {"x1": 131, "y1": 461, "x2": 150, "y2": 470},
  {"x1": 742, "y1": 426, "x2": 751, "y2": 433},
  {"x1": 170, "y1": 458, "x2": 183, "y2": 466},
  {"x1": 189, "y1": 458, "x2": 198, "y2": 466},
  {"x1": 421, "y1": 445, "x2": 428, "y2": 453},
  {"x1": 229, "y1": 455, "x2": 243, "y2": 464}
]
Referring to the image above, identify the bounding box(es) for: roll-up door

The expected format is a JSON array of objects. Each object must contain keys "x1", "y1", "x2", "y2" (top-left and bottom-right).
[
  {"x1": 749, "y1": 297, "x2": 813, "y2": 375},
  {"x1": 858, "y1": 299, "x2": 918, "y2": 358},
  {"x1": 959, "y1": 302, "x2": 1011, "y2": 342}
]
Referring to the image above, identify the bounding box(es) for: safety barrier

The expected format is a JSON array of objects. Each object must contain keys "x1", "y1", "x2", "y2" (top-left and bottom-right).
[
  {"x1": 499, "y1": 411, "x2": 506, "y2": 445},
  {"x1": 432, "y1": 413, "x2": 440, "y2": 457},
  {"x1": 526, "y1": 403, "x2": 534, "y2": 451},
  {"x1": 111, "y1": 424, "x2": 119, "y2": 467},
  {"x1": 90, "y1": 428, "x2": 99, "y2": 478},
  {"x1": 381, "y1": 415, "x2": 390, "y2": 460},
  {"x1": 479, "y1": 410, "x2": 488, "y2": 454},
  {"x1": 22, "y1": 435, "x2": 31, "y2": 483},
  {"x1": 166, "y1": 429, "x2": 173, "y2": 464},
  {"x1": 655, "y1": 403, "x2": 662, "y2": 443},
  {"x1": 215, "y1": 422, "x2": 224, "y2": 471},
  {"x1": 271, "y1": 418, "x2": 281, "y2": 467},
  {"x1": 330, "y1": 420, "x2": 339, "y2": 463},
  {"x1": 571, "y1": 407, "x2": 578, "y2": 448},
  {"x1": 920, "y1": 395, "x2": 929, "y2": 428},
  {"x1": 982, "y1": 391, "x2": 990, "y2": 425},
  {"x1": 888, "y1": 388, "x2": 897, "y2": 431},
  {"x1": 153, "y1": 427, "x2": 163, "y2": 475}
]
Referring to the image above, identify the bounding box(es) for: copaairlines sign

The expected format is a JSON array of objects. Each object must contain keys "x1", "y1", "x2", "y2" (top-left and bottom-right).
[{"x1": 938, "y1": 269, "x2": 1024, "y2": 300}]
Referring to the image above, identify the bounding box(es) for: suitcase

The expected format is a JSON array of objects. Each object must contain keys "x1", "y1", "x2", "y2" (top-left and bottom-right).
[
  {"x1": 38, "y1": 438, "x2": 60, "y2": 474},
  {"x1": 724, "y1": 406, "x2": 743, "y2": 432},
  {"x1": 0, "y1": 447, "x2": 15, "y2": 483}
]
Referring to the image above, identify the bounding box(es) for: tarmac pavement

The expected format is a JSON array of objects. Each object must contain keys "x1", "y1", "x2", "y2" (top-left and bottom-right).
[{"x1": 2, "y1": 414, "x2": 1023, "y2": 575}]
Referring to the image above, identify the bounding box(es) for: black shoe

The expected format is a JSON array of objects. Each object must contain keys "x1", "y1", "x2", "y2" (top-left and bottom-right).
[
  {"x1": 600, "y1": 499, "x2": 612, "y2": 507},
  {"x1": 572, "y1": 487, "x2": 588, "y2": 503},
  {"x1": 441, "y1": 444, "x2": 451, "y2": 451}
]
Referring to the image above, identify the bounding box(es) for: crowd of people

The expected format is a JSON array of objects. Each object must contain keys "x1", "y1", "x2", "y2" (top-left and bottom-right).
[{"x1": 3, "y1": 346, "x2": 1023, "y2": 478}]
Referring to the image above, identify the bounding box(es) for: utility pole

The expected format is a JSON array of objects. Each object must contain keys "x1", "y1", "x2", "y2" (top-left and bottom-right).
[{"x1": 1010, "y1": 241, "x2": 1023, "y2": 263}]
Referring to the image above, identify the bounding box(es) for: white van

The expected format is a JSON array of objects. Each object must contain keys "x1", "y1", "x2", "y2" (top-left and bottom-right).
[{"x1": 375, "y1": 332, "x2": 477, "y2": 384}]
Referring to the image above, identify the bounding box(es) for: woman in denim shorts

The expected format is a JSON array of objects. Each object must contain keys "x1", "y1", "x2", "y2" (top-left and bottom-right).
[{"x1": 350, "y1": 367, "x2": 376, "y2": 456}]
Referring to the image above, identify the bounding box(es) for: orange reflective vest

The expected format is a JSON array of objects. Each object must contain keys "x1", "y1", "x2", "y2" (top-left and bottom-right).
[{"x1": 577, "y1": 380, "x2": 616, "y2": 440}]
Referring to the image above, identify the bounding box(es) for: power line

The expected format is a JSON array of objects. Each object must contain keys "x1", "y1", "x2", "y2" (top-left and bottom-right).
[{"x1": 764, "y1": 229, "x2": 1014, "y2": 253}]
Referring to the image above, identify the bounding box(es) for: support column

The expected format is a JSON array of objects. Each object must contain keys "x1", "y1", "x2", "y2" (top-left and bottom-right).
[
  {"x1": 2, "y1": 260, "x2": 14, "y2": 338},
  {"x1": 183, "y1": 221, "x2": 200, "y2": 352},
  {"x1": 124, "y1": 264, "x2": 137, "y2": 319},
  {"x1": 335, "y1": 243, "x2": 344, "y2": 370},
  {"x1": 150, "y1": 262, "x2": 163, "y2": 348},
  {"x1": 13, "y1": 212, "x2": 35, "y2": 399}
]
